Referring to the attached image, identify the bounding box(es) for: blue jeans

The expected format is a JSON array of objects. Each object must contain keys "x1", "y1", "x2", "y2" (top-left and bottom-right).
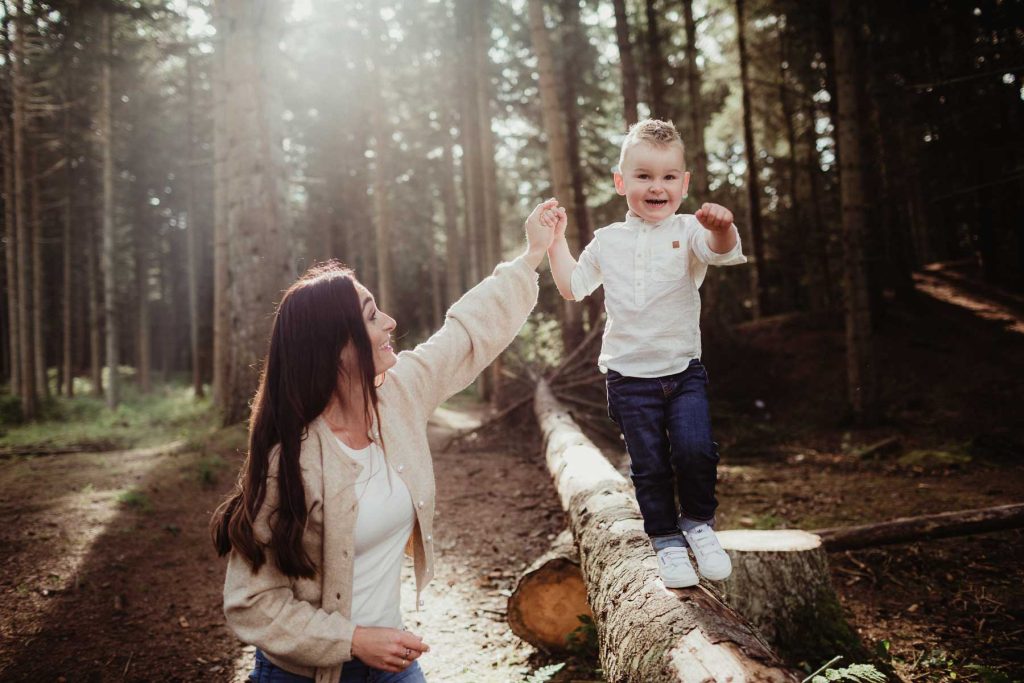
[
  {"x1": 606, "y1": 359, "x2": 719, "y2": 550},
  {"x1": 248, "y1": 649, "x2": 427, "y2": 683}
]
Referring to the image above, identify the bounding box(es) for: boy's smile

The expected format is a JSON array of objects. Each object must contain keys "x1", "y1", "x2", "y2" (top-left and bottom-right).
[{"x1": 614, "y1": 142, "x2": 690, "y2": 224}]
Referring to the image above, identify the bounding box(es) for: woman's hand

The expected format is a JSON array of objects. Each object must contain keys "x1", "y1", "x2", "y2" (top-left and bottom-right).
[
  {"x1": 351, "y1": 626, "x2": 429, "y2": 673},
  {"x1": 523, "y1": 198, "x2": 562, "y2": 269}
]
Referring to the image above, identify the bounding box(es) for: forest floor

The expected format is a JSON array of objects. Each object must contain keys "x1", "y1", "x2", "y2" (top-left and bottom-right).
[{"x1": 0, "y1": 258, "x2": 1021, "y2": 683}]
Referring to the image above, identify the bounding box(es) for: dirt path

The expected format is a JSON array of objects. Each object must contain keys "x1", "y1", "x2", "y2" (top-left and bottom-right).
[{"x1": 0, "y1": 402, "x2": 584, "y2": 683}]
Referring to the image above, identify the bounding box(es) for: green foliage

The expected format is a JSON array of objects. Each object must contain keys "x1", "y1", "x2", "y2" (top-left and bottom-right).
[
  {"x1": 510, "y1": 313, "x2": 565, "y2": 370},
  {"x1": 964, "y1": 664, "x2": 1014, "y2": 683},
  {"x1": 116, "y1": 489, "x2": 152, "y2": 512},
  {"x1": 522, "y1": 662, "x2": 565, "y2": 683},
  {"x1": 0, "y1": 393, "x2": 22, "y2": 425},
  {"x1": 803, "y1": 657, "x2": 887, "y2": 683},
  {"x1": 565, "y1": 614, "x2": 598, "y2": 658},
  {"x1": 194, "y1": 454, "x2": 228, "y2": 488},
  {"x1": 753, "y1": 513, "x2": 787, "y2": 530},
  {"x1": 0, "y1": 382, "x2": 216, "y2": 452}
]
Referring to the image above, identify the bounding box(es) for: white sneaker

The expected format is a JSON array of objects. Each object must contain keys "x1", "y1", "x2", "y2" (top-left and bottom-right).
[
  {"x1": 684, "y1": 524, "x2": 732, "y2": 581},
  {"x1": 656, "y1": 546, "x2": 699, "y2": 588}
]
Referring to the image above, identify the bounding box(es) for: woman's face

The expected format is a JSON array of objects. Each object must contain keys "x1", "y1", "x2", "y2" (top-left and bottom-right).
[{"x1": 354, "y1": 284, "x2": 398, "y2": 375}]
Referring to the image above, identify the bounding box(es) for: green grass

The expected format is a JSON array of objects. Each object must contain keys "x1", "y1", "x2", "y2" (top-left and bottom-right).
[
  {"x1": 0, "y1": 372, "x2": 218, "y2": 452},
  {"x1": 116, "y1": 488, "x2": 152, "y2": 512}
]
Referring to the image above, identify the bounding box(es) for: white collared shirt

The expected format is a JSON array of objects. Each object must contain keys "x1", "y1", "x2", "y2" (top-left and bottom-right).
[{"x1": 570, "y1": 212, "x2": 747, "y2": 378}]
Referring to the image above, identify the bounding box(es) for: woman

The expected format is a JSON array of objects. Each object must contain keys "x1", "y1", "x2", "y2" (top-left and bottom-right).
[{"x1": 211, "y1": 199, "x2": 562, "y2": 683}]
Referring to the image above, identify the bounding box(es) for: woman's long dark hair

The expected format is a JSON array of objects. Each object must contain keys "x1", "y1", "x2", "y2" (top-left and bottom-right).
[{"x1": 210, "y1": 261, "x2": 382, "y2": 578}]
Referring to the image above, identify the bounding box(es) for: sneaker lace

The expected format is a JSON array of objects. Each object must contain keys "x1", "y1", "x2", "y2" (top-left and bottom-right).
[
  {"x1": 660, "y1": 547, "x2": 689, "y2": 568},
  {"x1": 690, "y1": 530, "x2": 724, "y2": 557}
]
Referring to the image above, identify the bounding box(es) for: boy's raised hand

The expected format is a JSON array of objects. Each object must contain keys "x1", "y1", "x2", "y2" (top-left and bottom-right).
[
  {"x1": 695, "y1": 203, "x2": 734, "y2": 233},
  {"x1": 523, "y1": 198, "x2": 562, "y2": 269}
]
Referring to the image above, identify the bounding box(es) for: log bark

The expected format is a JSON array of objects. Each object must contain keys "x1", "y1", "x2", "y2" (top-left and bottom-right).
[
  {"x1": 813, "y1": 503, "x2": 1024, "y2": 552},
  {"x1": 507, "y1": 529, "x2": 594, "y2": 653},
  {"x1": 716, "y1": 530, "x2": 864, "y2": 665},
  {"x1": 534, "y1": 380, "x2": 798, "y2": 682}
]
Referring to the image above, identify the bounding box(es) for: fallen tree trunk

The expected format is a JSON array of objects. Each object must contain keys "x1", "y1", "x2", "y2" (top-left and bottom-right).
[
  {"x1": 534, "y1": 379, "x2": 799, "y2": 682},
  {"x1": 507, "y1": 529, "x2": 593, "y2": 653},
  {"x1": 812, "y1": 502, "x2": 1024, "y2": 552}
]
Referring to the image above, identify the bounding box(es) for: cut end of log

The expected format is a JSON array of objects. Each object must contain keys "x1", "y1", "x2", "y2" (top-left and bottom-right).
[
  {"x1": 507, "y1": 559, "x2": 594, "y2": 652},
  {"x1": 718, "y1": 529, "x2": 822, "y2": 552}
]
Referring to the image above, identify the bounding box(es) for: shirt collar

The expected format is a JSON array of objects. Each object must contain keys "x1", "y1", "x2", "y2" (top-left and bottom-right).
[{"x1": 624, "y1": 210, "x2": 673, "y2": 229}]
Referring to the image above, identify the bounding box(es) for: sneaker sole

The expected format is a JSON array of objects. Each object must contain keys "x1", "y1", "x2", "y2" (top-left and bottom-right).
[
  {"x1": 662, "y1": 576, "x2": 700, "y2": 589},
  {"x1": 697, "y1": 569, "x2": 732, "y2": 581}
]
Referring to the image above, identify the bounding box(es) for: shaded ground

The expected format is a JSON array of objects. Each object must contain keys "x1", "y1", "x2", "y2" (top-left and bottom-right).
[
  {"x1": 568, "y1": 261, "x2": 1024, "y2": 681},
  {"x1": 0, "y1": 402, "x2": 589, "y2": 683},
  {"x1": 1, "y1": 260, "x2": 1021, "y2": 682}
]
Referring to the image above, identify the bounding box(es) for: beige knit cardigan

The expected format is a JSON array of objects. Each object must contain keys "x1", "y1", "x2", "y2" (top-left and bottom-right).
[{"x1": 222, "y1": 256, "x2": 540, "y2": 683}]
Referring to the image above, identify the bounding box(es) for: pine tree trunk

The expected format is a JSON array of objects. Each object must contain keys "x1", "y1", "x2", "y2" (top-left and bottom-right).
[
  {"x1": 135, "y1": 196, "x2": 151, "y2": 394},
  {"x1": 185, "y1": 42, "x2": 203, "y2": 398},
  {"x1": 62, "y1": 76, "x2": 74, "y2": 397},
  {"x1": 778, "y1": 21, "x2": 805, "y2": 311},
  {"x1": 2, "y1": 111, "x2": 19, "y2": 399},
  {"x1": 217, "y1": 0, "x2": 293, "y2": 425},
  {"x1": 372, "y1": 103, "x2": 392, "y2": 311},
  {"x1": 87, "y1": 213, "x2": 103, "y2": 397},
  {"x1": 99, "y1": 11, "x2": 119, "y2": 408},
  {"x1": 644, "y1": 0, "x2": 667, "y2": 119},
  {"x1": 736, "y1": 0, "x2": 766, "y2": 319},
  {"x1": 455, "y1": 0, "x2": 483, "y2": 287},
  {"x1": 30, "y1": 148, "x2": 46, "y2": 398},
  {"x1": 612, "y1": 0, "x2": 639, "y2": 128},
  {"x1": 681, "y1": 0, "x2": 709, "y2": 202},
  {"x1": 526, "y1": 0, "x2": 582, "y2": 350},
  {"x1": 12, "y1": 0, "x2": 36, "y2": 418},
  {"x1": 211, "y1": 6, "x2": 229, "y2": 410},
  {"x1": 830, "y1": 0, "x2": 877, "y2": 423},
  {"x1": 441, "y1": 112, "x2": 462, "y2": 306}
]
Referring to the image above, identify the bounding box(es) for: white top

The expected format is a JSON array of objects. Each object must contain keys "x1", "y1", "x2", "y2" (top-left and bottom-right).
[
  {"x1": 570, "y1": 212, "x2": 746, "y2": 378},
  {"x1": 338, "y1": 437, "x2": 415, "y2": 629}
]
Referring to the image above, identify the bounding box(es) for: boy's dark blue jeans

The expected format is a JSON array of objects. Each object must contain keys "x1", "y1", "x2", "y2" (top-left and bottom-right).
[{"x1": 606, "y1": 359, "x2": 719, "y2": 550}]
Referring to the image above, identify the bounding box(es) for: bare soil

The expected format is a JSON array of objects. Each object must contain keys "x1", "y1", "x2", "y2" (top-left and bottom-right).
[{"x1": 0, "y1": 260, "x2": 1021, "y2": 682}]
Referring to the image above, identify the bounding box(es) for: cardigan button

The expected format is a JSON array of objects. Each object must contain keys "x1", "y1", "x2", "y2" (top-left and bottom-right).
[
  {"x1": 426, "y1": 534, "x2": 432, "y2": 542},
  {"x1": 397, "y1": 464, "x2": 405, "y2": 473},
  {"x1": 418, "y1": 500, "x2": 425, "y2": 509}
]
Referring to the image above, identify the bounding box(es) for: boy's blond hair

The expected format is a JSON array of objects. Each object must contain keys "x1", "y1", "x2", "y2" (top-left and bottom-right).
[{"x1": 618, "y1": 119, "x2": 685, "y2": 170}]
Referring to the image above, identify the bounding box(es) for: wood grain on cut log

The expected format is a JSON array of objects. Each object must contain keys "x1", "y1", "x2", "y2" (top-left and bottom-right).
[
  {"x1": 813, "y1": 503, "x2": 1024, "y2": 552},
  {"x1": 716, "y1": 530, "x2": 865, "y2": 665},
  {"x1": 507, "y1": 529, "x2": 594, "y2": 652},
  {"x1": 534, "y1": 380, "x2": 799, "y2": 682}
]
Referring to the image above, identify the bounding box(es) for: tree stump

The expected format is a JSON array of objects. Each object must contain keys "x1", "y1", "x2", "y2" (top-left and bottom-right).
[
  {"x1": 507, "y1": 529, "x2": 594, "y2": 652},
  {"x1": 534, "y1": 380, "x2": 799, "y2": 682},
  {"x1": 716, "y1": 530, "x2": 865, "y2": 665}
]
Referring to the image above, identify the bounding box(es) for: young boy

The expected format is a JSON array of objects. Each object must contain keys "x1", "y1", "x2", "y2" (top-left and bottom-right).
[{"x1": 544, "y1": 119, "x2": 745, "y2": 588}]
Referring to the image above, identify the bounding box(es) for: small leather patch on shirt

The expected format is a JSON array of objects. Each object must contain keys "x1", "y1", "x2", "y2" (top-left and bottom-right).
[{"x1": 672, "y1": 240, "x2": 680, "y2": 249}]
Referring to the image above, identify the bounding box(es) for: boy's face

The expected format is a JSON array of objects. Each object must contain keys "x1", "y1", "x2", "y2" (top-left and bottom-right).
[{"x1": 614, "y1": 142, "x2": 690, "y2": 223}]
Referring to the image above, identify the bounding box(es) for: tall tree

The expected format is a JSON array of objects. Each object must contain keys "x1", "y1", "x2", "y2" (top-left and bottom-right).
[
  {"x1": 735, "y1": 0, "x2": 766, "y2": 318},
  {"x1": 681, "y1": 0, "x2": 708, "y2": 201},
  {"x1": 215, "y1": 0, "x2": 292, "y2": 424},
  {"x1": 612, "y1": 0, "x2": 639, "y2": 127},
  {"x1": 644, "y1": 0, "x2": 667, "y2": 118},
  {"x1": 1, "y1": 7, "x2": 19, "y2": 398},
  {"x1": 526, "y1": 0, "x2": 582, "y2": 349},
  {"x1": 830, "y1": 0, "x2": 876, "y2": 423},
  {"x1": 184, "y1": 39, "x2": 203, "y2": 398},
  {"x1": 99, "y1": 9, "x2": 119, "y2": 408},
  {"x1": 12, "y1": 0, "x2": 36, "y2": 418}
]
